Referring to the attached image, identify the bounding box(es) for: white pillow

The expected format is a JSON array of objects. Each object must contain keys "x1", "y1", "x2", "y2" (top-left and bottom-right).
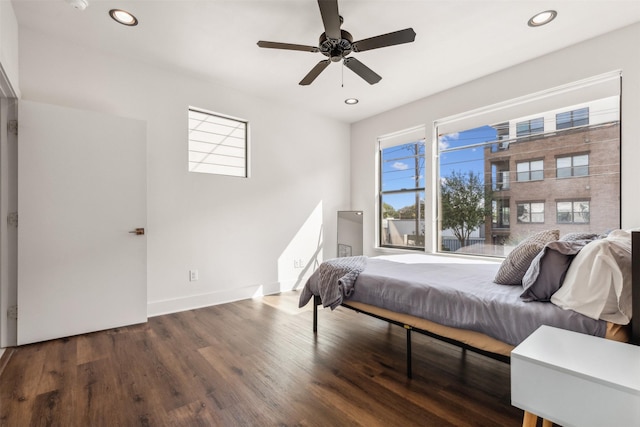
[{"x1": 550, "y1": 229, "x2": 631, "y2": 324}]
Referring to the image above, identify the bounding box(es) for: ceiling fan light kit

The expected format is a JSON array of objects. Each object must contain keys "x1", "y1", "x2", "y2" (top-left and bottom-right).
[{"x1": 257, "y1": 0, "x2": 416, "y2": 86}]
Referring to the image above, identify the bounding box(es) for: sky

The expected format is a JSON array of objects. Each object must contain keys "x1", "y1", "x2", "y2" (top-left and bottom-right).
[{"x1": 381, "y1": 125, "x2": 498, "y2": 213}]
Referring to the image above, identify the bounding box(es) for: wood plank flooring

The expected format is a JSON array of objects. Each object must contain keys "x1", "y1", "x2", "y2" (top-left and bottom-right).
[{"x1": 0, "y1": 292, "x2": 523, "y2": 426}]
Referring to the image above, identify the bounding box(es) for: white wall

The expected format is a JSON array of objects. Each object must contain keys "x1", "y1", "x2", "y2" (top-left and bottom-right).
[
  {"x1": 0, "y1": 0, "x2": 19, "y2": 354},
  {"x1": 18, "y1": 27, "x2": 350, "y2": 316},
  {"x1": 0, "y1": 0, "x2": 19, "y2": 97},
  {"x1": 351, "y1": 23, "x2": 640, "y2": 256}
]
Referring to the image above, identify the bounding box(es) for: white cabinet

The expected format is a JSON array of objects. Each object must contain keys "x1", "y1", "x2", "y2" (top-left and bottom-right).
[{"x1": 511, "y1": 325, "x2": 640, "y2": 427}]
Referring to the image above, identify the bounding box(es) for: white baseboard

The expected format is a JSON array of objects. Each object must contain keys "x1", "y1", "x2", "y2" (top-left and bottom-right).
[{"x1": 147, "y1": 281, "x2": 291, "y2": 317}]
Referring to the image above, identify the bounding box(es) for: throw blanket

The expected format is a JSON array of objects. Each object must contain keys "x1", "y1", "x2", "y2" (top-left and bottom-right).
[{"x1": 298, "y1": 256, "x2": 367, "y2": 310}]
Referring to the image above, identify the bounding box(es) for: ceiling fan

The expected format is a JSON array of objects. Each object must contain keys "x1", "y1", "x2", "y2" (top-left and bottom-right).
[{"x1": 257, "y1": 0, "x2": 416, "y2": 86}]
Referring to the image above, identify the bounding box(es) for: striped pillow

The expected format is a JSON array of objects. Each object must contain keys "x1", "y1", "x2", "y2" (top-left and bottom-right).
[{"x1": 494, "y1": 229, "x2": 559, "y2": 285}]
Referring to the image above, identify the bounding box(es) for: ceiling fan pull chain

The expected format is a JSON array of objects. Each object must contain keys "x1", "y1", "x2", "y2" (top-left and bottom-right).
[{"x1": 341, "y1": 61, "x2": 344, "y2": 87}]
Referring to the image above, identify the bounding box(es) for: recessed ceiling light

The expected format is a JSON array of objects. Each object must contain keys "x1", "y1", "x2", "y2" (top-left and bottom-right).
[
  {"x1": 109, "y1": 9, "x2": 138, "y2": 26},
  {"x1": 345, "y1": 98, "x2": 359, "y2": 105},
  {"x1": 528, "y1": 10, "x2": 557, "y2": 27}
]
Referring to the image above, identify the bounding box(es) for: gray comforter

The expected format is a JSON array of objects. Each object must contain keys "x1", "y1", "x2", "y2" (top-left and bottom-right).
[{"x1": 300, "y1": 255, "x2": 605, "y2": 346}]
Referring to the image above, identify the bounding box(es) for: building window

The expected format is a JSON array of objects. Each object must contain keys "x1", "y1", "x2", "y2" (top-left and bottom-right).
[
  {"x1": 188, "y1": 108, "x2": 248, "y2": 177},
  {"x1": 491, "y1": 161, "x2": 510, "y2": 190},
  {"x1": 556, "y1": 107, "x2": 589, "y2": 130},
  {"x1": 492, "y1": 199, "x2": 510, "y2": 228},
  {"x1": 517, "y1": 202, "x2": 545, "y2": 223},
  {"x1": 379, "y1": 140, "x2": 425, "y2": 249},
  {"x1": 516, "y1": 160, "x2": 544, "y2": 182},
  {"x1": 516, "y1": 117, "x2": 544, "y2": 137},
  {"x1": 557, "y1": 200, "x2": 590, "y2": 224},
  {"x1": 556, "y1": 154, "x2": 589, "y2": 178}
]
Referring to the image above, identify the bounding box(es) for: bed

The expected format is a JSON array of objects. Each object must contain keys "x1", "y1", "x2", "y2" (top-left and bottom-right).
[{"x1": 299, "y1": 229, "x2": 639, "y2": 377}]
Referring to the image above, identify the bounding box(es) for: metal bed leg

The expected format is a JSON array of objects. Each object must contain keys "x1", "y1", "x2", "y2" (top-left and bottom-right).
[
  {"x1": 313, "y1": 295, "x2": 320, "y2": 333},
  {"x1": 405, "y1": 325, "x2": 412, "y2": 379}
]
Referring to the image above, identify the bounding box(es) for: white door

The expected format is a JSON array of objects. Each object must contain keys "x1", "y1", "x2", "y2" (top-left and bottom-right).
[{"x1": 17, "y1": 101, "x2": 147, "y2": 345}]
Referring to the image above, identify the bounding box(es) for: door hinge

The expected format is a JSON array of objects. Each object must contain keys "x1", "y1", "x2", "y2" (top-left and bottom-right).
[
  {"x1": 7, "y1": 212, "x2": 17, "y2": 227},
  {"x1": 7, "y1": 305, "x2": 17, "y2": 320},
  {"x1": 7, "y1": 120, "x2": 17, "y2": 136}
]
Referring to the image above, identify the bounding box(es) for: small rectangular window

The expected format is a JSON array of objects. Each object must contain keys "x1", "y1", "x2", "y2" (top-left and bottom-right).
[
  {"x1": 556, "y1": 107, "x2": 589, "y2": 130},
  {"x1": 516, "y1": 160, "x2": 544, "y2": 182},
  {"x1": 556, "y1": 200, "x2": 590, "y2": 224},
  {"x1": 516, "y1": 117, "x2": 544, "y2": 137},
  {"x1": 517, "y1": 202, "x2": 545, "y2": 223},
  {"x1": 556, "y1": 154, "x2": 589, "y2": 178},
  {"x1": 188, "y1": 108, "x2": 248, "y2": 177}
]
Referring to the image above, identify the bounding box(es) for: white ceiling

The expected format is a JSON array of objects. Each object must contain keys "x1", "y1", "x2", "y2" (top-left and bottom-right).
[{"x1": 11, "y1": 0, "x2": 640, "y2": 123}]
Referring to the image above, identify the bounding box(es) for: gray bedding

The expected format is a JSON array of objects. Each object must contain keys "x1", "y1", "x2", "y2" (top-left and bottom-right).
[
  {"x1": 298, "y1": 255, "x2": 367, "y2": 310},
  {"x1": 301, "y1": 255, "x2": 606, "y2": 346}
]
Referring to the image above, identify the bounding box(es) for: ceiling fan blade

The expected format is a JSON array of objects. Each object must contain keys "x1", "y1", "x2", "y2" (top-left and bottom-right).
[
  {"x1": 343, "y1": 57, "x2": 382, "y2": 85},
  {"x1": 352, "y1": 28, "x2": 416, "y2": 52},
  {"x1": 257, "y1": 41, "x2": 319, "y2": 52},
  {"x1": 317, "y1": 0, "x2": 341, "y2": 40},
  {"x1": 299, "y1": 60, "x2": 331, "y2": 85}
]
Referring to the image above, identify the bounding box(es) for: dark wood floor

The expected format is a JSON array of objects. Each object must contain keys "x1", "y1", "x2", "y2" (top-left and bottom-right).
[{"x1": 0, "y1": 292, "x2": 523, "y2": 426}]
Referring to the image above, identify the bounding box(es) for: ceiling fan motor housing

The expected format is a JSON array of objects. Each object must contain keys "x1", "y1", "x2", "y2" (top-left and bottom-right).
[{"x1": 319, "y1": 30, "x2": 353, "y2": 62}]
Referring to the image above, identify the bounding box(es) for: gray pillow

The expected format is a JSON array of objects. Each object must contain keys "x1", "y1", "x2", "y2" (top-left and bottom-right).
[
  {"x1": 520, "y1": 240, "x2": 590, "y2": 301},
  {"x1": 494, "y1": 229, "x2": 559, "y2": 285},
  {"x1": 559, "y1": 232, "x2": 600, "y2": 242}
]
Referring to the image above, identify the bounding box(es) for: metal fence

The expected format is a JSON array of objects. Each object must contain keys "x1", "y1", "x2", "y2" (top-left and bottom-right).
[{"x1": 441, "y1": 237, "x2": 486, "y2": 252}]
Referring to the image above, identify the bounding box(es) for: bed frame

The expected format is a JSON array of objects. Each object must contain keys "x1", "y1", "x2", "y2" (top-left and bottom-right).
[{"x1": 312, "y1": 231, "x2": 640, "y2": 378}]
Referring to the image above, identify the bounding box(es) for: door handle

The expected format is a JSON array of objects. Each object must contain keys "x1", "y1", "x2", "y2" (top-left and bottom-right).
[{"x1": 129, "y1": 228, "x2": 145, "y2": 235}]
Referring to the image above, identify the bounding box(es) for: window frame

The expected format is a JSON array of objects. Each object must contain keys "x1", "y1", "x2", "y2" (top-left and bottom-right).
[
  {"x1": 516, "y1": 201, "x2": 545, "y2": 224},
  {"x1": 430, "y1": 72, "x2": 620, "y2": 257},
  {"x1": 187, "y1": 107, "x2": 249, "y2": 178},
  {"x1": 556, "y1": 200, "x2": 591, "y2": 224},
  {"x1": 378, "y1": 139, "x2": 426, "y2": 250},
  {"x1": 556, "y1": 153, "x2": 589, "y2": 178},
  {"x1": 516, "y1": 159, "x2": 545, "y2": 182},
  {"x1": 516, "y1": 117, "x2": 544, "y2": 137},
  {"x1": 556, "y1": 107, "x2": 589, "y2": 130}
]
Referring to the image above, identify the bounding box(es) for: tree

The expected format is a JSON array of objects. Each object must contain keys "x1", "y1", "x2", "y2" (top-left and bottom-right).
[
  {"x1": 382, "y1": 203, "x2": 397, "y2": 219},
  {"x1": 440, "y1": 170, "x2": 492, "y2": 249},
  {"x1": 396, "y1": 201, "x2": 425, "y2": 219}
]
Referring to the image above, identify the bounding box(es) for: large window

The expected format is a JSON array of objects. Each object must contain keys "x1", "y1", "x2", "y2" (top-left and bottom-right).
[
  {"x1": 557, "y1": 154, "x2": 589, "y2": 178},
  {"x1": 188, "y1": 108, "x2": 248, "y2": 177},
  {"x1": 434, "y1": 72, "x2": 620, "y2": 257},
  {"x1": 379, "y1": 139, "x2": 425, "y2": 249}
]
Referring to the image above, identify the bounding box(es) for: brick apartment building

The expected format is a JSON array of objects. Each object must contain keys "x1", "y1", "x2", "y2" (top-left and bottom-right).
[{"x1": 484, "y1": 98, "x2": 620, "y2": 246}]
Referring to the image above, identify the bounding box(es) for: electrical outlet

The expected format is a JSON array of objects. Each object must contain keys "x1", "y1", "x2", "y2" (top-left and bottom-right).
[
  {"x1": 189, "y1": 269, "x2": 199, "y2": 281},
  {"x1": 294, "y1": 259, "x2": 305, "y2": 269}
]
